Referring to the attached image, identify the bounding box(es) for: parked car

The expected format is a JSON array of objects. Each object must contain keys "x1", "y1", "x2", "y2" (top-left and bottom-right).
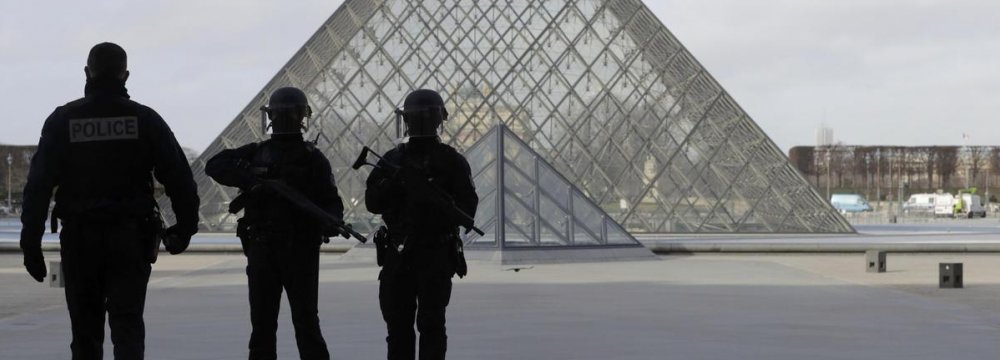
[{"x1": 830, "y1": 194, "x2": 872, "y2": 213}]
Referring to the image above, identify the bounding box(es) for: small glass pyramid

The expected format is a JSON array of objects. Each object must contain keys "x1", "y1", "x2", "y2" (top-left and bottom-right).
[{"x1": 460, "y1": 124, "x2": 654, "y2": 263}]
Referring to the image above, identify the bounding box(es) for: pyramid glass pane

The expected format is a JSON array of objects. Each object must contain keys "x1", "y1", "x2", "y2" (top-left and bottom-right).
[{"x1": 179, "y1": 0, "x2": 853, "y2": 234}]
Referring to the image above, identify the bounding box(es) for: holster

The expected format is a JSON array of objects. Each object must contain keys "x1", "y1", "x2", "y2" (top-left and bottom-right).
[
  {"x1": 142, "y1": 211, "x2": 164, "y2": 264},
  {"x1": 235, "y1": 218, "x2": 252, "y2": 256},
  {"x1": 372, "y1": 226, "x2": 391, "y2": 267},
  {"x1": 451, "y1": 233, "x2": 468, "y2": 278}
]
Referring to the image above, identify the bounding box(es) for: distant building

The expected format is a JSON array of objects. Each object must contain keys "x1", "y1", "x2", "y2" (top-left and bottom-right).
[
  {"x1": 789, "y1": 145, "x2": 1000, "y2": 201},
  {"x1": 815, "y1": 124, "x2": 833, "y2": 147}
]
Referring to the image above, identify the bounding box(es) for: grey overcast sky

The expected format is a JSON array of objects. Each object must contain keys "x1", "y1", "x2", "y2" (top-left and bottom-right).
[{"x1": 2, "y1": 0, "x2": 998, "y2": 153}]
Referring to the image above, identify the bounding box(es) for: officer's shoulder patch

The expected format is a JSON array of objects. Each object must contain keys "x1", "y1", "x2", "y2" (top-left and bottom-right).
[{"x1": 68, "y1": 116, "x2": 139, "y2": 143}]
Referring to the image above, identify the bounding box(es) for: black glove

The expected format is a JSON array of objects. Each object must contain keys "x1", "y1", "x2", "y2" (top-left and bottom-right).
[
  {"x1": 339, "y1": 223, "x2": 354, "y2": 239},
  {"x1": 162, "y1": 224, "x2": 194, "y2": 255},
  {"x1": 23, "y1": 250, "x2": 46, "y2": 283},
  {"x1": 322, "y1": 222, "x2": 353, "y2": 240}
]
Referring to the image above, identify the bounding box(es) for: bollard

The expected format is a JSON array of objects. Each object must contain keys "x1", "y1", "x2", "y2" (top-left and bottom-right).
[
  {"x1": 939, "y1": 263, "x2": 963, "y2": 289},
  {"x1": 865, "y1": 250, "x2": 886, "y2": 273},
  {"x1": 48, "y1": 260, "x2": 64, "y2": 288}
]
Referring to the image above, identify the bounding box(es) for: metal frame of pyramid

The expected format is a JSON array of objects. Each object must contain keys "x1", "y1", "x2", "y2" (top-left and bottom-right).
[{"x1": 178, "y1": 0, "x2": 854, "y2": 234}]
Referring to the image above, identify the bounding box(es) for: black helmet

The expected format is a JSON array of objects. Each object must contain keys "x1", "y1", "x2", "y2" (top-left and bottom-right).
[
  {"x1": 398, "y1": 89, "x2": 448, "y2": 138},
  {"x1": 263, "y1": 87, "x2": 312, "y2": 135}
]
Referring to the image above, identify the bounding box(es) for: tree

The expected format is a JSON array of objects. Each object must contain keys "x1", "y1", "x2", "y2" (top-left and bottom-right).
[
  {"x1": 788, "y1": 146, "x2": 816, "y2": 186},
  {"x1": 852, "y1": 146, "x2": 875, "y2": 198},
  {"x1": 828, "y1": 143, "x2": 850, "y2": 188},
  {"x1": 990, "y1": 148, "x2": 1000, "y2": 193},
  {"x1": 968, "y1": 146, "x2": 985, "y2": 187},
  {"x1": 935, "y1": 146, "x2": 959, "y2": 189},
  {"x1": 912, "y1": 147, "x2": 935, "y2": 191}
]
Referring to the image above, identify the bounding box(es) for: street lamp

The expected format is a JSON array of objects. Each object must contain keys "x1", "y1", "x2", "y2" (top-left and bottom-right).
[
  {"x1": 825, "y1": 146, "x2": 831, "y2": 200},
  {"x1": 6, "y1": 153, "x2": 12, "y2": 211},
  {"x1": 962, "y1": 133, "x2": 970, "y2": 190},
  {"x1": 876, "y1": 148, "x2": 881, "y2": 212}
]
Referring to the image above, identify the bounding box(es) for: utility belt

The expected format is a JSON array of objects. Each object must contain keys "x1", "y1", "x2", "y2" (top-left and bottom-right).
[
  {"x1": 55, "y1": 207, "x2": 164, "y2": 264},
  {"x1": 52, "y1": 196, "x2": 154, "y2": 229},
  {"x1": 374, "y1": 226, "x2": 467, "y2": 278},
  {"x1": 236, "y1": 218, "x2": 322, "y2": 246}
]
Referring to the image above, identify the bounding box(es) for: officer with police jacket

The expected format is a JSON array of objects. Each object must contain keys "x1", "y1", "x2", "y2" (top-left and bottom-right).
[
  {"x1": 205, "y1": 87, "x2": 345, "y2": 360},
  {"x1": 365, "y1": 89, "x2": 479, "y2": 360},
  {"x1": 19, "y1": 42, "x2": 200, "y2": 359}
]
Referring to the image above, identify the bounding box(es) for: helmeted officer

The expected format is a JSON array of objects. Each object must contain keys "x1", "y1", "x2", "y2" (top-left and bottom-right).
[
  {"x1": 365, "y1": 89, "x2": 479, "y2": 360},
  {"x1": 19, "y1": 42, "x2": 200, "y2": 359},
  {"x1": 205, "y1": 86, "x2": 344, "y2": 360}
]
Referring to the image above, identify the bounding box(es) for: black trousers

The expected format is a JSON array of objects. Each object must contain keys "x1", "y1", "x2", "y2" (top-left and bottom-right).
[
  {"x1": 379, "y1": 245, "x2": 454, "y2": 360},
  {"x1": 59, "y1": 220, "x2": 152, "y2": 360},
  {"x1": 243, "y1": 237, "x2": 329, "y2": 360}
]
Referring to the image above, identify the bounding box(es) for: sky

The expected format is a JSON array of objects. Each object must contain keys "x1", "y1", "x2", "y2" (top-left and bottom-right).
[{"x1": 2, "y1": 0, "x2": 998, "y2": 154}]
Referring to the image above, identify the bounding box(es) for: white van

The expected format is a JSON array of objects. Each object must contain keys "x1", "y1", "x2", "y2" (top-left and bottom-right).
[
  {"x1": 933, "y1": 194, "x2": 956, "y2": 217},
  {"x1": 956, "y1": 193, "x2": 987, "y2": 218},
  {"x1": 903, "y1": 193, "x2": 943, "y2": 214}
]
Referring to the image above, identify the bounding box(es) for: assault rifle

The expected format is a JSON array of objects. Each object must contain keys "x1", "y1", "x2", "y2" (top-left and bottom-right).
[
  {"x1": 230, "y1": 178, "x2": 367, "y2": 243},
  {"x1": 352, "y1": 146, "x2": 485, "y2": 236}
]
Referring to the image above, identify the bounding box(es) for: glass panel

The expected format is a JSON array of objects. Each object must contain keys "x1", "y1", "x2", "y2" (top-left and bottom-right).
[
  {"x1": 538, "y1": 195, "x2": 571, "y2": 246},
  {"x1": 572, "y1": 191, "x2": 604, "y2": 244},
  {"x1": 503, "y1": 192, "x2": 535, "y2": 247},
  {"x1": 606, "y1": 221, "x2": 634, "y2": 245},
  {"x1": 466, "y1": 222, "x2": 497, "y2": 247}
]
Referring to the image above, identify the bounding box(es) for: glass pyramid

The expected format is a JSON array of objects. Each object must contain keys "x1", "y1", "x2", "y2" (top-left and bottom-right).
[
  {"x1": 178, "y1": 0, "x2": 853, "y2": 234},
  {"x1": 462, "y1": 124, "x2": 647, "y2": 251}
]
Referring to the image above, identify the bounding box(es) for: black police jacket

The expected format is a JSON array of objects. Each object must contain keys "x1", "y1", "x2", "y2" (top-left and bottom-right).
[
  {"x1": 365, "y1": 137, "x2": 478, "y2": 237},
  {"x1": 204, "y1": 133, "x2": 345, "y2": 234},
  {"x1": 20, "y1": 78, "x2": 200, "y2": 251}
]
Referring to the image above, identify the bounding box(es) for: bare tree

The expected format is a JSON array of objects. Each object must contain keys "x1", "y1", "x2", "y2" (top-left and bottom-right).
[
  {"x1": 968, "y1": 146, "x2": 985, "y2": 187},
  {"x1": 788, "y1": 146, "x2": 816, "y2": 187},
  {"x1": 936, "y1": 146, "x2": 959, "y2": 189},
  {"x1": 898, "y1": 147, "x2": 913, "y2": 186},
  {"x1": 832, "y1": 143, "x2": 851, "y2": 189},
  {"x1": 990, "y1": 148, "x2": 1000, "y2": 198},
  {"x1": 911, "y1": 147, "x2": 934, "y2": 190},
  {"x1": 788, "y1": 145, "x2": 1000, "y2": 196},
  {"x1": 853, "y1": 147, "x2": 876, "y2": 198}
]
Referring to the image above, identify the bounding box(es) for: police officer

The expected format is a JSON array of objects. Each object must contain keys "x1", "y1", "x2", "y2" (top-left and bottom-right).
[
  {"x1": 20, "y1": 42, "x2": 200, "y2": 359},
  {"x1": 205, "y1": 87, "x2": 344, "y2": 360},
  {"x1": 365, "y1": 89, "x2": 478, "y2": 360}
]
